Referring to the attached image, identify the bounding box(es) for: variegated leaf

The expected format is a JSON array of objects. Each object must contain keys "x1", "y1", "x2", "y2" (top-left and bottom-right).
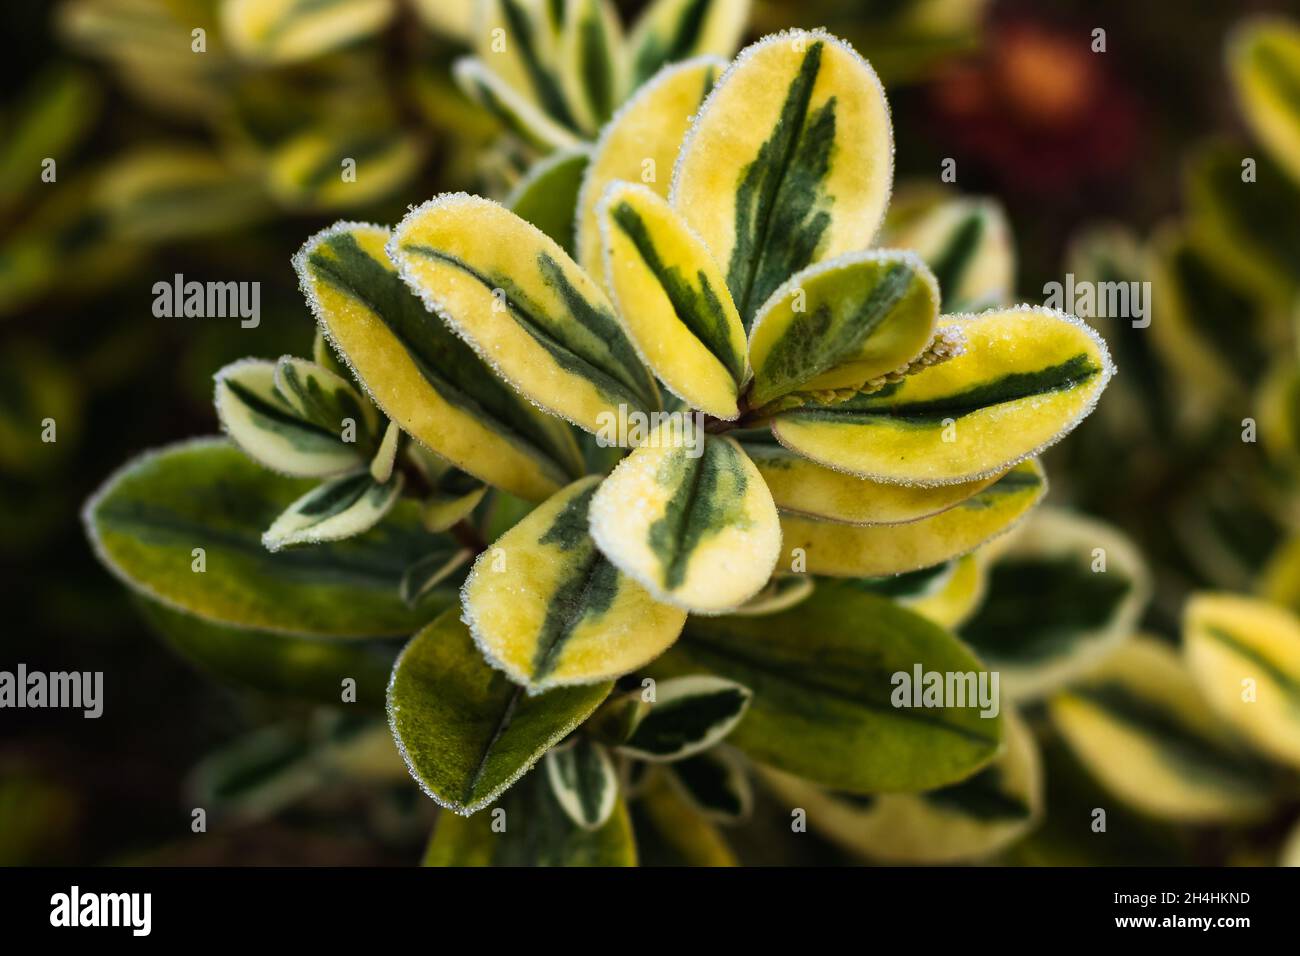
[
  {"x1": 665, "y1": 747, "x2": 752, "y2": 822},
  {"x1": 760, "y1": 707, "x2": 1042, "y2": 864},
  {"x1": 627, "y1": 0, "x2": 750, "y2": 88},
  {"x1": 424, "y1": 765, "x2": 636, "y2": 865},
  {"x1": 83, "y1": 439, "x2": 455, "y2": 637},
  {"x1": 599, "y1": 180, "x2": 748, "y2": 418},
  {"x1": 1229, "y1": 18, "x2": 1300, "y2": 187},
  {"x1": 772, "y1": 307, "x2": 1112, "y2": 484},
  {"x1": 405, "y1": 442, "x2": 488, "y2": 532},
  {"x1": 545, "y1": 737, "x2": 618, "y2": 830},
  {"x1": 265, "y1": 126, "x2": 424, "y2": 211},
  {"x1": 294, "y1": 221, "x2": 584, "y2": 501},
  {"x1": 472, "y1": 0, "x2": 576, "y2": 130},
  {"x1": 388, "y1": 607, "x2": 612, "y2": 815},
  {"x1": 453, "y1": 56, "x2": 582, "y2": 151},
  {"x1": 744, "y1": 439, "x2": 997, "y2": 525},
  {"x1": 882, "y1": 196, "x2": 1015, "y2": 312},
  {"x1": 575, "y1": 56, "x2": 725, "y2": 279},
  {"x1": 658, "y1": 582, "x2": 1003, "y2": 792},
  {"x1": 220, "y1": 0, "x2": 394, "y2": 65},
  {"x1": 462, "y1": 477, "x2": 688, "y2": 692},
  {"x1": 390, "y1": 194, "x2": 660, "y2": 434},
  {"x1": 273, "y1": 355, "x2": 380, "y2": 448},
  {"x1": 779, "y1": 459, "x2": 1046, "y2": 577},
  {"x1": 747, "y1": 251, "x2": 940, "y2": 406},
  {"x1": 618, "y1": 676, "x2": 752, "y2": 762},
  {"x1": 262, "y1": 471, "x2": 403, "y2": 551},
  {"x1": 854, "y1": 554, "x2": 989, "y2": 630},
  {"x1": 556, "y1": 0, "x2": 624, "y2": 132},
  {"x1": 369, "y1": 421, "x2": 400, "y2": 483},
  {"x1": 960, "y1": 508, "x2": 1151, "y2": 700},
  {"x1": 214, "y1": 359, "x2": 363, "y2": 478},
  {"x1": 589, "y1": 423, "x2": 781, "y2": 613},
  {"x1": 671, "y1": 30, "x2": 894, "y2": 325},
  {"x1": 1050, "y1": 638, "x2": 1273, "y2": 823},
  {"x1": 1184, "y1": 593, "x2": 1300, "y2": 769},
  {"x1": 507, "y1": 145, "x2": 591, "y2": 254}
]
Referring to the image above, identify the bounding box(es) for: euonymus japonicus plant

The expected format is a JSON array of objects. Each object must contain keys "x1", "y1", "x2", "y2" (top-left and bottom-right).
[{"x1": 84, "y1": 29, "x2": 1115, "y2": 865}]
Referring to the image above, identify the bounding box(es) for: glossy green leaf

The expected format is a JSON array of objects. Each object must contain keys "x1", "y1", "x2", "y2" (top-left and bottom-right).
[{"x1": 388, "y1": 608, "x2": 613, "y2": 815}]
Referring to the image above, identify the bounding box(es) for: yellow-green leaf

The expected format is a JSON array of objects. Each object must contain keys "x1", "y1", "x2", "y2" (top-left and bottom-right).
[
  {"x1": 743, "y1": 439, "x2": 997, "y2": 525},
  {"x1": 657, "y1": 581, "x2": 1004, "y2": 792},
  {"x1": 671, "y1": 30, "x2": 893, "y2": 325},
  {"x1": 390, "y1": 193, "x2": 660, "y2": 434},
  {"x1": 214, "y1": 359, "x2": 364, "y2": 478},
  {"x1": 589, "y1": 424, "x2": 781, "y2": 613},
  {"x1": 556, "y1": 0, "x2": 624, "y2": 132},
  {"x1": 961, "y1": 508, "x2": 1151, "y2": 701},
  {"x1": 599, "y1": 180, "x2": 748, "y2": 418},
  {"x1": 220, "y1": 0, "x2": 394, "y2": 65},
  {"x1": 746, "y1": 250, "x2": 940, "y2": 407},
  {"x1": 262, "y1": 471, "x2": 403, "y2": 552},
  {"x1": 389, "y1": 607, "x2": 612, "y2": 815},
  {"x1": 83, "y1": 439, "x2": 455, "y2": 637},
  {"x1": 1229, "y1": 17, "x2": 1300, "y2": 187},
  {"x1": 575, "y1": 56, "x2": 725, "y2": 279},
  {"x1": 265, "y1": 126, "x2": 424, "y2": 211},
  {"x1": 452, "y1": 56, "x2": 582, "y2": 152},
  {"x1": 761, "y1": 707, "x2": 1041, "y2": 863},
  {"x1": 472, "y1": 0, "x2": 576, "y2": 130},
  {"x1": 779, "y1": 459, "x2": 1045, "y2": 577},
  {"x1": 294, "y1": 221, "x2": 583, "y2": 501},
  {"x1": 462, "y1": 476, "x2": 687, "y2": 692},
  {"x1": 882, "y1": 195, "x2": 1015, "y2": 312},
  {"x1": 1184, "y1": 592, "x2": 1300, "y2": 769},
  {"x1": 772, "y1": 307, "x2": 1112, "y2": 484},
  {"x1": 1050, "y1": 638, "x2": 1274, "y2": 823},
  {"x1": 627, "y1": 0, "x2": 749, "y2": 88}
]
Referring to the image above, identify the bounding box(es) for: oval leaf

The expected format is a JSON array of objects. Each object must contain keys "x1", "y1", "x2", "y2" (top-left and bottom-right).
[
  {"x1": 882, "y1": 196, "x2": 1015, "y2": 313},
  {"x1": 1050, "y1": 638, "x2": 1274, "y2": 823},
  {"x1": 388, "y1": 607, "x2": 613, "y2": 815},
  {"x1": 545, "y1": 738, "x2": 618, "y2": 830},
  {"x1": 1184, "y1": 592, "x2": 1300, "y2": 769},
  {"x1": 599, "y1": 180, "x2": 748, "y2": 417},
  {"x1": 961, "y1": 508, "x2": 1151, "y2": 701},
  {"x1": 214, "y1": 359, "x2": 362, "y2": 478},
  {"x1": 262, "y1": 471, "x2": 404, "y2": 552},
  {"x1": 665, "y1": 747, "x2": 752, "y2": 822},
  {"x1": 743, "y1": 439, "x2": 997, "y2": 525},
  {"x1": 84, "y1": 439, "x2": 454, "y2": 637},
  {"x1": 589, "y1": 424, "x2": 781, "y2": 613},
  {"x1": 294, "y1": 221, "x2": 583, "y2": 501},
  {"x1": 618, "y1": 675, "x2": 752, "y2": 761},
  {"x1": 462, "y1": 476, "x2": 688, "y2": 692},
  {"x1": 390, "y1": 193, "x2": 659, "y2": 434},
  {"x1": 779, "y1": 459, "x2": 1046, "y2": 577},
  {"x1": 671, "y1": 30, "x2": 894, "y2": 325},
  {"x1": 747, "y1": 251, "x2": 939, "y2": 408},
  {"x1": 655, "y1": 581, "x2": 1004, "y2": 792},
  {"x1": 575, "y1": 55, "x2": 725, "y2": 278},
  {"x1": 760, "y1": 706, "x2": 1041, "y2": 863},
  {"x1": 772, "y1": 307, "x2": 1113, "y2": 484}
]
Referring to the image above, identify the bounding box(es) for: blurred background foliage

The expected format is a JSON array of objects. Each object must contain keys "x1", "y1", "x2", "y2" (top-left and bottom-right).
[{"x1": 5, "y1": 0, "x2": 1300, "y2": 865}]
